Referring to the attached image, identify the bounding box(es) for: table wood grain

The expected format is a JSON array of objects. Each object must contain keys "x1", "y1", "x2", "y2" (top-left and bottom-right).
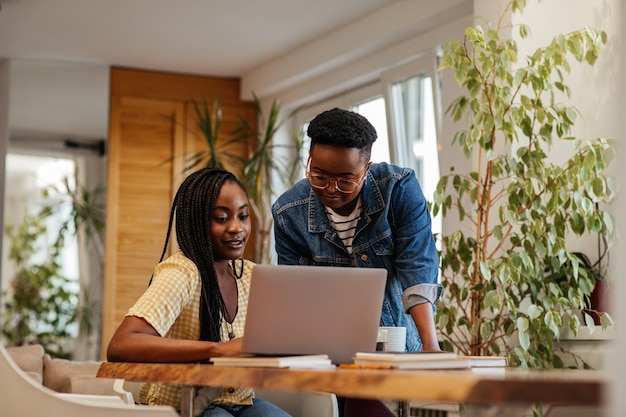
[{"x1": 97, "y1": 362, "x2": 605, "y2": 406}]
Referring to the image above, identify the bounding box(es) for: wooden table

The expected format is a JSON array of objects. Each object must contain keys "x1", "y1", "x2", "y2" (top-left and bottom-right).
[{"x1": 97, "y1": 362, "x2": 606, "y2": 417}]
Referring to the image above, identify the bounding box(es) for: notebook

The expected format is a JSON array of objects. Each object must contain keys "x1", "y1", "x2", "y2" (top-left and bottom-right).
[{"x1": 241, "y1": 264, "x2": 387, "y2": 364}]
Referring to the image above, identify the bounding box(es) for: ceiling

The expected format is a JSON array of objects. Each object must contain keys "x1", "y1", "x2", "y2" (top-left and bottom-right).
[
  {"x1": 0, "y1": 0, "x2": 398, "y2": 78},
  {"x1": 0, "y1": 0, "x2": 472, "y2": 179},
  {"x1": 0, "y1": 0, "x2": 403, "y2": 179}
]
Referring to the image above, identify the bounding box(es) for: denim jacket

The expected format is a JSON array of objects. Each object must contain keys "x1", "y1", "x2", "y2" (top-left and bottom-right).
[{"x1": 272, "y1": 162, "x2": 441, "y2": 352}]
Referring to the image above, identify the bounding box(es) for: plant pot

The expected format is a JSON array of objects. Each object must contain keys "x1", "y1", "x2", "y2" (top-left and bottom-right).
[{"x1": 583, "y1": 280, "x2": 610, "y2": 325}]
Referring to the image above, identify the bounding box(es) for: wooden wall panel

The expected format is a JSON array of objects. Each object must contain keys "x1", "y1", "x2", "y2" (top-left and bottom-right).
[
  {"x1": 102, "y1": 68, "x2": 256, "y2": 356},
  {"x1": 102, "y1": 96, "x2": 185, "y2": 352},
  {"x1": 110, "y1": 67, "x2": 242, "y2": 103}
]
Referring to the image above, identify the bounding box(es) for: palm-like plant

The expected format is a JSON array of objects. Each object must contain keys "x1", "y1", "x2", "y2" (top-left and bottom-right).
[
  {"x1": 185, "y1": 94, "x2": 302, "y2": 263},
  {"x1": 233, "y1": 94, "x2": 303, "y2": 264},
  {"x1": 185, "y1": 98, "x2": 245, "y2": 171}
]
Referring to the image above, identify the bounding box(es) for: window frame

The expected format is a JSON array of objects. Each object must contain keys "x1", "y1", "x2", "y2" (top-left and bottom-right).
[
  {"x1": 381, "y1": 52, "x2": 442, "y2": 168},
  {"x1": 294, "y1": 51, "x2": 442, "y2": 241}
]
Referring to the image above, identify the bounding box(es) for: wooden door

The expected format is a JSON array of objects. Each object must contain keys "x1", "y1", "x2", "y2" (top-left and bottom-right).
[
  {"x1": 102, "y1": 96, "x2": 185, "y2": 350},
  {"x1": 101, "y1": 68, "x2": 256, "y2": 356}
]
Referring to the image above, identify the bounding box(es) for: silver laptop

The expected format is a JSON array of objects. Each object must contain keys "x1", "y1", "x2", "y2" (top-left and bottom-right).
[{"x1": 241, "y1": 264, "x2": 387, "y2": 364}]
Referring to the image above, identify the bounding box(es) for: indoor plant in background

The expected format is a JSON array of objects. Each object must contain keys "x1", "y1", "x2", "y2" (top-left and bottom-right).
[
  {"x1": 232, "y1": 94, "x2": 303, "y2": 264},
  {"x1": 2, "y1": 210, "x2": 77, "y2": 358},
  {"x1": 431, "y1": 0, "x2": 615, "y2": 369},
  {"x1": 186, "y1": 94, "x2": 303, "y2": 264},
  {"x1": 185, "y1": 95, "x2": 303, "y2": 263},
  {"x1": 185, "y1": 97, "x2": 247, "y2": 171},
  {"x1": 1, "y1": 177, "x2": 104, "y2": 359}
]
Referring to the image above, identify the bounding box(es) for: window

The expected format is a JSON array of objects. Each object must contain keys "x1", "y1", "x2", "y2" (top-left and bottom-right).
[
  {"x1": 2, "y1": 154, "x2": 80, "y2": 337},
  {"x1": 4, "y1": 155, "x2": 79, "y2": 273},
  {"x1": 351, "y1": 97, "x2": 390, "y2": 163},
  {"x1": 382, "y1": 54, "x2": 441, "y2": 205},
  {"x1": 297, "y1": 82, "x2": 392, "y2": 169}
]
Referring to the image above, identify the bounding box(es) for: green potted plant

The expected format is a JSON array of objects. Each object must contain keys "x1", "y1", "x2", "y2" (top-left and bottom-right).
[
  {"x1": 2, "y1": 210, "x2": 77, "y2": 358},
  {"x1": 547, "y1": 243, "x2": 609, "y2": 327},
  {"x1": 186, "y1": 94, "x2": 303, "y2": 264},
  {"x1": 233, "y1": 94, "x2": 303, "y2": 264},
  {"x1": 1, "y1": 177, "x2": 105, "y2": 359},
  {"x1": 431, "y1": 0, "x2": 616, "y2": 368},
  {"x1": 185, "y1": 97, "x2": 246, "y2": 171}
]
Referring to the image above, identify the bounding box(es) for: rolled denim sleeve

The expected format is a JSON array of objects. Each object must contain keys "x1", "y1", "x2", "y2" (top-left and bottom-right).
[{"x1": 402, "y1": 283, "x2": 442, "y2": 313}]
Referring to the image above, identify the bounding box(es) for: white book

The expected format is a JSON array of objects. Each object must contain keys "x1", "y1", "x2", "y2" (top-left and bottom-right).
[
  {"x1": 353, "y1": 352, "x2": 507, "y2": 370},
  {"x1": 464, "y1": 356, "x2": 508, "y2": 367},
  {"x1": 354, "y1": 351, "x2": 459, "y2": 362},
  {"x1": 353, "y1": 356, "x2": 471, "y2": 370},
  {"x1": 210, "y1": 354, "x2": 333, "y2": 368}
]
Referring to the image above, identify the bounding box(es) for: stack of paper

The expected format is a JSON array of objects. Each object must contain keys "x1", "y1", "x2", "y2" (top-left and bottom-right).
[
  {"x1": 353, "y1": 352, "x2": 507, "y2": 370},
  {"x1": 463, "y1": 355, "x2": 508, "y2": 367},
  {"x1": 210, "y1": 354, "x2": 333, "y2": 369}
]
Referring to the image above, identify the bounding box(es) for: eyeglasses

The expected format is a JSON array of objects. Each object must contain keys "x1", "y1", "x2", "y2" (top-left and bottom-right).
[{"x1": 305, "y1": 159, "x2": 370, "y2": 194}]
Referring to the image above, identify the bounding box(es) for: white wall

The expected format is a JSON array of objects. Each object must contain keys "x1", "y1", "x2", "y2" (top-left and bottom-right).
[
  {"x1": 508, "y1": 5, "x2": 622, "y2": 414},
  {"x1": 516, "y1": 0, "x2": 619, "y2": 145},
  {"x1": 8, "y1": 59, "x2": 109, "y2": 140},
  {"x1": 242, "y1": 0, "x2": 473, "y2": 108},
  {"x1": 514, "y1": 1, "x2": 621, "y2": 263}
]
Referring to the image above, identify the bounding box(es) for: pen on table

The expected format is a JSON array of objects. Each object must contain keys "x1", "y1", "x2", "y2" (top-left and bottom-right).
[{"x1": 338, "y1": 364, "x2": 392, "y2": 370}]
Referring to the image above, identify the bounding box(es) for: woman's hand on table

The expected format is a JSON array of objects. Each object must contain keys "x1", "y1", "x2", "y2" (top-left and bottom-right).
[{"x1": 212, "y1": 337, "x2": 244, "y2": 357}]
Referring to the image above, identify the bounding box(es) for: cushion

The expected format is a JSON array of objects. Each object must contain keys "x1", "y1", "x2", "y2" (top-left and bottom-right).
[
  {"x1": 23, "y1": 371, "x2": 44, "y2": 384},
  {"x1": 61, "y1": 374, "x2": 119, "y2": 395},
  {"x1": 6, "y1": 344, "x2": 45, "y2": 381},
  {"x1": 43, "y1": 354, "x2": 102, "y2": 392}
]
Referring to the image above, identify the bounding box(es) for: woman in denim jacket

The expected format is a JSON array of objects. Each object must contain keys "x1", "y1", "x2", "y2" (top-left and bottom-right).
[{"x1": 272, "y1": 108, "x2": 443, "y2": 416}]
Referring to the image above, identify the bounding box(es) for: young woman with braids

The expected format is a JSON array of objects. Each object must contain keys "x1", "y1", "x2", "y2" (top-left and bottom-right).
[{"x1": 107, "y1": 168, "x2": 291, "y2": 417}]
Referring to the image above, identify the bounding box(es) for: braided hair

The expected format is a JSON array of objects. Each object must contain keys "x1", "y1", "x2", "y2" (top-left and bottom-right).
[{"x1": 153, "y1": 167, "x2": 248, "y2": 343}]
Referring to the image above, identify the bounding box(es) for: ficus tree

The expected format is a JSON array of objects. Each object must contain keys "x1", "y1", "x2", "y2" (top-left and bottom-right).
[{"x1": 431, "y1": 0, "x2": 616, "y2": 368}]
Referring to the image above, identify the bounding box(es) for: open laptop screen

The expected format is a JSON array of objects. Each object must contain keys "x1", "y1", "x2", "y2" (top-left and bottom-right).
[{"x1": 241, "y1": 264, "x2": 386, "y2": 364}]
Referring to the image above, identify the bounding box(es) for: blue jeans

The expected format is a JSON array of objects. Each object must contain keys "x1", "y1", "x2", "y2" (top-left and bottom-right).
[{"x1": 200, "y1": 398, "x2": 292, "y2": 417}]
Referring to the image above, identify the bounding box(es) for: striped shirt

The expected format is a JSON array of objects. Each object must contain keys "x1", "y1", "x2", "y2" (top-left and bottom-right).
[
  {"x1": 127, "y1": 251, "x2": 255, "y2": 410},
  {"x1": 326, "y1": 198, "x2": 362, "y2": 254}
]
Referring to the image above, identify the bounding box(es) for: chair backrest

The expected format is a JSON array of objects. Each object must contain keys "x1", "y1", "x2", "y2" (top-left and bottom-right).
[
  {"x1": 0, "y1": 343, "x2": 178, "y2": 417},
  {"x1": 254, "y1": 388, "x2": 339, "y2": 417}
]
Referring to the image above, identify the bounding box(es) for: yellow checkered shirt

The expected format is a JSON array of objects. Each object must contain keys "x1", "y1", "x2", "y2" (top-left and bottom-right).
[{"x1": 127, "y1": 251, "x2": 255, "y2": 410}]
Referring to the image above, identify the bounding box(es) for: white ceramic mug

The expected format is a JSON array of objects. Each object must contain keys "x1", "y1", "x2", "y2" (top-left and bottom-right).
[{"x1": 377, "y1": 326, "x2": 406, "y2": 352}]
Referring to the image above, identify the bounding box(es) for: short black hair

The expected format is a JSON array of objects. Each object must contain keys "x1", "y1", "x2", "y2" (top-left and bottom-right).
[{"x1": 307, "y1": 108, "x2": 377, "y2": 160}]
